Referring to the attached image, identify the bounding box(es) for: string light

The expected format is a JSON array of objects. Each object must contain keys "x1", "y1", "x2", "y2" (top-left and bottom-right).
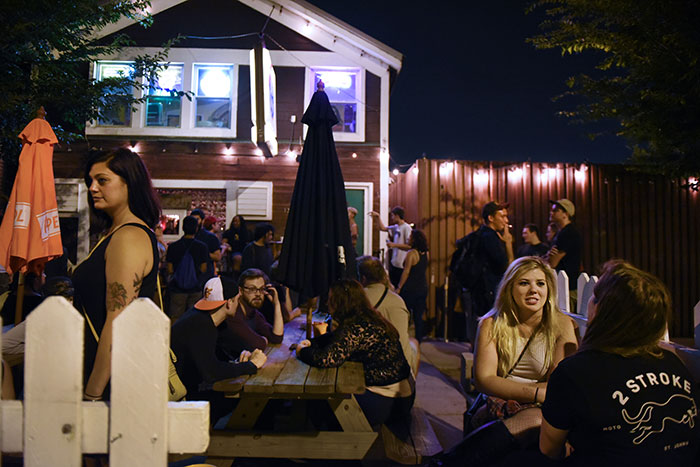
[
  {"x1": 508, "y1": 167, "x2": 523, "y2": 182},
  {"x1": 412, "y1": 166, "x2": 419, "y2": 175},
  {"x1": 473, "y1": 170, "x2": 489, "y2": 186},
  {"x1": 392, "y1": 168, "x2": 399, "y2": 176}
]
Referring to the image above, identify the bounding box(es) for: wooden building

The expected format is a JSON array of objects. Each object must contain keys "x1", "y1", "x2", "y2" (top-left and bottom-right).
[
  {"x1": 52, "y1": 0, "x2": 402, "y2": 261},
  {"x1": 390, "y1": 158, "x2": 700, "y2": 338}
]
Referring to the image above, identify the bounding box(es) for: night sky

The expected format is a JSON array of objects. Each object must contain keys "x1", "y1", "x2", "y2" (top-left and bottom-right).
[{"x1": 306, "y1": 0, "x2": 630, "y2": 168}]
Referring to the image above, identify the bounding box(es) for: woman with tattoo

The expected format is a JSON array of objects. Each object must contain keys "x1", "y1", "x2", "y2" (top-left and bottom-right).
[{"x1": 73, "y1": 148, "x2": 161, "y2": 401}]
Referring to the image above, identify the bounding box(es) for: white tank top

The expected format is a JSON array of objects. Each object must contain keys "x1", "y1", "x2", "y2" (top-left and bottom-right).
[{"x1": 506, "y1": 333, "x2": 548, "y2": 383}]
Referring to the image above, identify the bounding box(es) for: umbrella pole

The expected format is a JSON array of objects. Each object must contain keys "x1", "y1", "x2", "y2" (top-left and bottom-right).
[{"x1": 14, "y1": 272, "x2": 25, "y2": 325}]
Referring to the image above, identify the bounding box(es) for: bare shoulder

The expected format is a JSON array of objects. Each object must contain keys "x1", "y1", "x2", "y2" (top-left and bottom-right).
[
  {"x1": 554, "y1": 311, "x2": 576, "y2": 335},
  {"x1": 107, "y1": 225, "x2": 153, "y2": 258}
]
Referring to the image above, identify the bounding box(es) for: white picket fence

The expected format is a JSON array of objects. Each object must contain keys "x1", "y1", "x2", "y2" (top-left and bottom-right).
[
  {"x1": 0, "y1": 297, "x2": 209, "y2": 466},
  {"x1": 555, "y1": 270, "x2": 597, "y2": 337}
]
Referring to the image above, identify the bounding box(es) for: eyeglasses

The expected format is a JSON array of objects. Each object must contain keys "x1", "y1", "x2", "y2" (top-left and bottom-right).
[{"x1": 241, "y1": 286, "x2": 266, "y2": 294}]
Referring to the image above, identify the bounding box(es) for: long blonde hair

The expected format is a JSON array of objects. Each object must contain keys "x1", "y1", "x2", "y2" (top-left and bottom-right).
[{"x1": 482, "y1": 256, "x2": 561, "y2": 376}]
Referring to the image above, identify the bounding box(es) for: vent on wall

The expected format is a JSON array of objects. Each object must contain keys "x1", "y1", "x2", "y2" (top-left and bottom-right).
[{"x1": 234, "y1": 181, "x2": 272, "y2": 220}]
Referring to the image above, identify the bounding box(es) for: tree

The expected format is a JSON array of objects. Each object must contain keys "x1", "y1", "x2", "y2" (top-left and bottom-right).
[
  {"x1": 528, "y1": 0, "x2": 700, "y2": 178},
  {"x1": 0, "y1": 0, "x2": 181, "y2": 192}
]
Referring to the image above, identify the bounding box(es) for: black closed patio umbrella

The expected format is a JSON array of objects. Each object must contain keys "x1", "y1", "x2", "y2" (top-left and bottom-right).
[{"x1": 275, "y1": 82, "x2": 356, "y2": 304}]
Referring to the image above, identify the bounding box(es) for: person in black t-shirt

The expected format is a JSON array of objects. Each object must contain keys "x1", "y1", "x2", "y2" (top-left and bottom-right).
[
  {"x1": 546, "y1": 199, "x2": 582, "y2": 310},
  {"x1": 516, "y1": 223, "x2": 549, "y2": 258},
  {"x1": 241, "y1": 223, "x2": 275, "y2": 277},
  {"x1": 190, "y1": 208, "x2": 221, "y2": 283},
  {"x1": 540, "y1": 260, "x2": 699, "y2": 466},
  {"x1": 171, "y1": 290, "x2": 267, "y2": 424},
  {"x1": 166, "y1": 215, "x2": 209, "y2": 321}
]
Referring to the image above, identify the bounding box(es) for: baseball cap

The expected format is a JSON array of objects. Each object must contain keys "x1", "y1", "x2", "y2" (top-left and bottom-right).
[
  {"x1": 194, "y1": 277, "x2": 227, "y2": 311},
  {"x1": 482, "y1": 201, "x2": 510, "y2": 220},
  {"x1": 203, "y1": 215, "x2": 218, "y2": 229},
  {"x1": 549, "y1": 199, "x2": 575, "y2": 217}
]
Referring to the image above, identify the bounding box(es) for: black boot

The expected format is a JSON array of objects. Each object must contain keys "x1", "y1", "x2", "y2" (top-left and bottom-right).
[{"x1": 427, "y1": 420, "x2": 518, "y2": 467}]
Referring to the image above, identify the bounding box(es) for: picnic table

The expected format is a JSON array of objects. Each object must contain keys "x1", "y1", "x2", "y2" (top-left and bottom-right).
[{"x1": 205, "y1": 315, "x2": 377, "y2": 461}]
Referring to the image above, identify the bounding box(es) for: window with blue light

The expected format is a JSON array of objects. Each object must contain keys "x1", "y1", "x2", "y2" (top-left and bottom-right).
[
  {"x1": 146, "y1": 64, "x2": 183, "y2": 127},
  {"x1": 96, "y1": 62, "x2": 134, "y2": 127},
  {"x1": 195, "y1": 65, "x2": 233, "y2": 128},
  {"x1": 314, "y1": 70, "x2": 358, "y2": 133}
]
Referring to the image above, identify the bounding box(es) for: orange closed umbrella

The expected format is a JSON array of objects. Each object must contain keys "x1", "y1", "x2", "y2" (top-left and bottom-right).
[{"x1": 0, "y1": 108, "x2": 63, "y2": 276}]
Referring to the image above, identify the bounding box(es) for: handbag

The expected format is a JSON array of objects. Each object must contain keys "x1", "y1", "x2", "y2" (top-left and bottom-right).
[
  {"x1": 463, "y1": 329, "x2": 538, "y2": 433},
  {"x1": 80, "y1": 227, "x2": 187, "y2": 402}
]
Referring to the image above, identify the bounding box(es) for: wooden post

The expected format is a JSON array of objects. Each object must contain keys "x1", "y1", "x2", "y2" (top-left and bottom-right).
[
  {"x1": 24, "y1": 297, "x2": 84, "y2": 466},
  {"x1": 579, "y1": 276, "x2": 598, "y2": 319},
  {"x1": 110, "y1": 299, "x2": 170, "y2": 466},
  {"x1": 576, "y1": 273, "x2": 590, "y2": 315}
]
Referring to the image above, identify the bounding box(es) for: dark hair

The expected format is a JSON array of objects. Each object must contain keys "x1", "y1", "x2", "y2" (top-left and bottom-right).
[
  {"x1": 357, "y1": 256, "x2": 389, "y2": 285},
  {"x1": 230, "y1": 215, "x2": 245, "y2": 230},
  {"x1": 582, "y1": 260, "x2": 671, "y2": 358},
  {"x1": 254, "y1": 223, "x2": 274, "y2": 241},
  {"x1": 42, "y1": 276, "x2": 74, "y2": 299},
  {"x1": 190, "y1": 208, "x2": 205, "y2": 220},
  {"x1": 524, "y1": 223, "x2": 540, "y2": 237},
  {"x1": 238, "y1": 268, "x2": 268, "y2": 288},
  {"x1": 328, "y1": 279, "x2": 399, "y2": 339},
  {"x1": 84, "y1": 148, "x2": 161, "y2": 230},
  {"x1": 410, "y1": 229, "x2": 428, "y2": 252},
  {"x1": 390, "y1": 206, "x2": 405, "y2": 220},
  {"x1": 182, "y1": 215, "x2": 199, "y2": 235}
]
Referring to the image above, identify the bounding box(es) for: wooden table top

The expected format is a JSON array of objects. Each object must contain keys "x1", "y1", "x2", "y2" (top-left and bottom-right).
[{"x1": 213, "y1": 315, "x2": 365, "y2": 397}]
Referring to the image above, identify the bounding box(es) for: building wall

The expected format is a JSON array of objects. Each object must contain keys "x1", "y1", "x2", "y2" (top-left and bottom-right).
[{"x1": 390, "y1": 158, "x2": 700, "y2": 338}]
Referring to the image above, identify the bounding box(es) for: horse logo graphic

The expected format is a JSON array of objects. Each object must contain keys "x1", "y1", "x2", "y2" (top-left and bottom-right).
[{"x1": 622, "y1": 394, "x2": 697, "y2": 444}]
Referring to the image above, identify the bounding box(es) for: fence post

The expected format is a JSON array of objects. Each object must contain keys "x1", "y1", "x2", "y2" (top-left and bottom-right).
[
  {"x1": 579, "y1": 276, "x2": 598, "y2": 319},
  {"x1": 576, "y1": 273, "x2": 589, "y2": 315},
  {"x1": 557, "y1": 271, "x2": 569, "y2": 313},
  {"x1": 24, "y1": 297, "x2": 84, "y2": 467},
  {"x1": 109, "y1": 298, "x2": 170, "y2": 466}
]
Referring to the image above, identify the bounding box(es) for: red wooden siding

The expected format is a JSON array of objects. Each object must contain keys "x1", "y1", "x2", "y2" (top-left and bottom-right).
[{"x1": 390, "y1": 159, "x2": 700, "y2": 338}]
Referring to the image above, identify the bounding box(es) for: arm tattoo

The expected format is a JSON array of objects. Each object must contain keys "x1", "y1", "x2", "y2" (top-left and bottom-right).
[
  {"x1": 133, "y1": 273, "x2": 144, "y2": 291},
  {"x1": 107, "y1": 282, "x2": 128, "y2": 313}
]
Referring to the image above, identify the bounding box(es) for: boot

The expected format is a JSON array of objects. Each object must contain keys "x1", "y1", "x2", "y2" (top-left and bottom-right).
[{"x1": 426, "y1": 419, "x2": 518, "y2": 467}]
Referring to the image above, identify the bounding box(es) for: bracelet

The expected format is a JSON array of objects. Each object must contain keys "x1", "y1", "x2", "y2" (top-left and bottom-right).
[
  {"x1": 84, "y1": 392, "x2": 103, "y2": 401},
  {"x1": 534, "y1": 387, "x2": 540, "y2": 404}
]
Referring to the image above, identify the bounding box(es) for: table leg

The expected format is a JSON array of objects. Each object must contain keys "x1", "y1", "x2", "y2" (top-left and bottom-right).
[
  {"x1": 329, "y1": 395, "x2": 373, "y2": 432},
  {"x1": 225, "y1": 395, "x2": 269, "y2": 430}
]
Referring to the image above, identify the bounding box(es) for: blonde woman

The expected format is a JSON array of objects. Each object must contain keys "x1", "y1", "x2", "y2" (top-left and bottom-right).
[{"x1": 444, "y1": 256, "x2": 577, "y2": 465}]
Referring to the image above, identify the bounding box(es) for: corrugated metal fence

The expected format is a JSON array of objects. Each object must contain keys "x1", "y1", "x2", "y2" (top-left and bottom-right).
[{"x1": 389, "y1": 158, "x2": 700, "y2": 338}]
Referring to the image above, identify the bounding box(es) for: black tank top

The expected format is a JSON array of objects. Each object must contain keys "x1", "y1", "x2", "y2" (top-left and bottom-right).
[
  {"x1": 73, "y1": 223, "x2": 158, "y2": 391},
  {"x1": 402, "y1": 251, "x2": 428, "y2": 295}
]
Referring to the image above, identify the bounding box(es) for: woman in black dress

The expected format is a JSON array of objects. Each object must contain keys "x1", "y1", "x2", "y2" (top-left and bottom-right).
[
  {"x1": 396, "y1": 229, "x2": 429, "y2": 340},
  {"x1": 73, "y1": 148, "x2": 160, "y2": 401}
]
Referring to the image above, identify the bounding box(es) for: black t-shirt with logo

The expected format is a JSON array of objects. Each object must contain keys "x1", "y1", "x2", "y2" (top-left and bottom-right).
[{"x1": 543, "y1": 349, "x2": 699, "y2": 466}]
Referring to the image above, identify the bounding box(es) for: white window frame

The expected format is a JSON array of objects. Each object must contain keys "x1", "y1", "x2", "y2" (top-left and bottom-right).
[
  {"x1": 143, "y1": 62, "x2": 186, "y2": 129},
  {"x1": 304, "y1": 66, "x2": 365, "y2": 142},
  {"x1": 88, "y1": 49, "x2": 247, "y2": 139}
]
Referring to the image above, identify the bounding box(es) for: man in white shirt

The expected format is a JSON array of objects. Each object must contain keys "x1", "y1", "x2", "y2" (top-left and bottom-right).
[{"x1": 370, "y1": 206, "x2": 412, "y2": 288}]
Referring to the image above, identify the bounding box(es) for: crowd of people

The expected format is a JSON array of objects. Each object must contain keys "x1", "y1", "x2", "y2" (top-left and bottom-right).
[{"x1": 0, "y1": 147, "x2": 697, "y2": 465}]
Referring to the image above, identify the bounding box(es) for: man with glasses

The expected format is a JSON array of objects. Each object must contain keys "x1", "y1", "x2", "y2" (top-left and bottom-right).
[{"x1": 201, "y1": 269, "x2": 284, "y2": 352}]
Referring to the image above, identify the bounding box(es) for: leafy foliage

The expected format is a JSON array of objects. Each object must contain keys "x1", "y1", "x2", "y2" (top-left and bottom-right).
[
  {"x1": 0, "y1": 0, "x2": 184, "y2": 186},
  {"x1": 528, "y1": 0, "x2": 700, "y2": 177}
]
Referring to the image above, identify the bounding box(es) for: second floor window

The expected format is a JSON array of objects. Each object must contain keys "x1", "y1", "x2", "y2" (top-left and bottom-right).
[
  {"x1": 146, "y1": 64, "x2": 184, "y2": 127},
  {"x1": 314, "y1": 69, "x2": 359, "y2": 133},
  {"x1": 96, "y1": 62, "x2": 134, "y2": 127},
  {"x1": 195, "y1": 64, "x2": 233, "y2": 128}
]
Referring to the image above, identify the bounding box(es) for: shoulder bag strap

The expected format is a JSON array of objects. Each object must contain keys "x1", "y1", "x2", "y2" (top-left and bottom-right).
[
  {"x1": 373, "y1": 286, "x2": 389, "y2": 308},
  {"x1": 506, "y1": 327, "x2": 539, "y2": 376}
]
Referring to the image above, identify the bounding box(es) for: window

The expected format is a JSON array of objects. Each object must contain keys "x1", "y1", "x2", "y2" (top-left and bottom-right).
[
  {"x1": 145, "y1": 64, "x2": 183, "y2": 127},
  {"x1": 314, "y1": 69, "x2": 359, "y2": 133},
  {"x1": 194, "y1": 64, "x2": 233, "y2": 128},
  {"x1": 95, "y1": 62, "x2": 134, "y2": 127}
]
